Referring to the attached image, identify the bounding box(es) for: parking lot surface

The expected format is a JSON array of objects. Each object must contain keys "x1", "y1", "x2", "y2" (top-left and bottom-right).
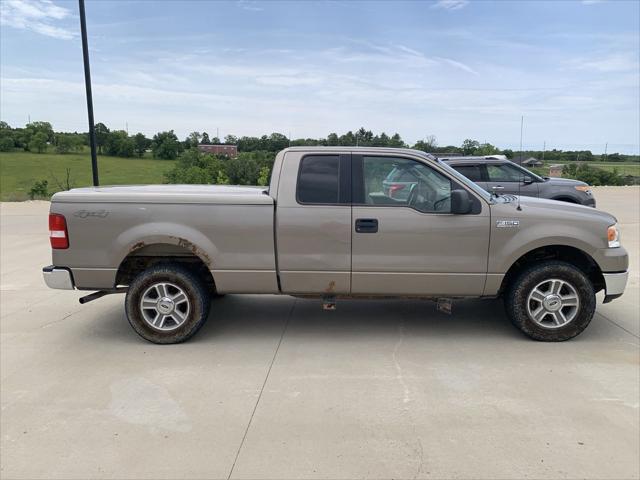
[{"x1": 1, "y1": 187, "x2": 638, "y2": 479}]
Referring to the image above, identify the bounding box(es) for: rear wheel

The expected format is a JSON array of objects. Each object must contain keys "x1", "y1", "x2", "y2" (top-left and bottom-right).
[
  {"x1": 125, "y1": 263, "x2": 211, "y2": 344},
  {"x1": 505, "y1": 261, "x2": 596, "y2": 341}
]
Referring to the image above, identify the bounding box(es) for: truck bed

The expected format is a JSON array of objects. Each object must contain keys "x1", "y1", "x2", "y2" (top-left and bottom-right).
[{"x1": 50, "y1": 184, "x2": 278, "y2": 293}]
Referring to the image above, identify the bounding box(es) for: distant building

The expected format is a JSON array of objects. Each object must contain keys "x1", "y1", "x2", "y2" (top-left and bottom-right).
[
  {"x1": 521, "y1": 157, "x2": 543, "y2": 167},
  {"x1": 549, "y1": 164, "x2": 564, "y2": 177},
  {"x1": 197, "y1": 144, "x2": 238, "y2": 157}
]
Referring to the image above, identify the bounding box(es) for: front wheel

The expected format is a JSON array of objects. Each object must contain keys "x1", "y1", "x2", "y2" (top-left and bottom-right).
[
  {"x1": 125, "y1": 263, "x2": 211, "y2": 344},
  {"x1": 505, "y1": 261, "x2": 596, "y2": 341}
]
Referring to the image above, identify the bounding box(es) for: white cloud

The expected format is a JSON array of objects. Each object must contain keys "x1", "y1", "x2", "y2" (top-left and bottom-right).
[
  {"x1": 0, "y1": 0, "x2": 74, "y2": 39},
  {"x1": 575, "y1": 53, "x2": 639, "y2": 72},
  {"x1": 236, "y1": 0, "x2": 263, "y2": 12},
  {"x1": 432, "y1": 0, "x2": 469, "y2": 11},
  {"x1": 581, "y1": 0, "x2": 605, "y2": 4}
]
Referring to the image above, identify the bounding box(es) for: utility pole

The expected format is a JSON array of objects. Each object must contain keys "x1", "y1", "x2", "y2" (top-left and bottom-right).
[
  {"x1": 125, "y1": 122, "x2": 128, "y2": 135},
  {"x1": 79, "y1": 0, "x2": 99, "y2": 186},
  {"x1": 604, "y1": 142, "x2": 608, "y2": 161},
  {"x1": 542, "y1": 140, "x2": 546, "y2": 164}
]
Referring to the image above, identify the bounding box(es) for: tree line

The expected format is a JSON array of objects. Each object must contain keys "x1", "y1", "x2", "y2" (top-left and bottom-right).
[{"x1": 1, "y1": 121, "x2": 637, "y2": 164}]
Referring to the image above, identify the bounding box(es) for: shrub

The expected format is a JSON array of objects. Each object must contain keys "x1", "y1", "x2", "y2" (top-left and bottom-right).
[
  {"x1": 29, "y1": 180, "x2": 49, "y2": 199},
  {"x1": 562, "y1": 163, "x2": 626, "y2": 186}
]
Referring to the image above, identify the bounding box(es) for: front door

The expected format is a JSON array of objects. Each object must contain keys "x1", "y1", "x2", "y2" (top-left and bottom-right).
[
  {"x1": 484, "y1": 162, "x2": 540, "y2": 197},
  {"x1": 351, "y1": 154, "x2": 490, "y2": 296}
]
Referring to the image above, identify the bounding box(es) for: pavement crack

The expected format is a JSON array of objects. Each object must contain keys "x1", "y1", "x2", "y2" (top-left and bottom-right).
[
  {"x1": 393, "y1": 320, "x2": 411, "y2": 407},
  {"x1": 226, "y1": 298, "x2": 296, "y2": 480}
]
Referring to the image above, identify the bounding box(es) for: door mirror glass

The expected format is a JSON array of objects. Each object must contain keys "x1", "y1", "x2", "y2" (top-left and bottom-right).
[
  {"x1": 451, "y1": 189, "x2": 472, "y2": 214},
  {"x1": 523, "y1": 176, "x2": 533, "y2": 184}
]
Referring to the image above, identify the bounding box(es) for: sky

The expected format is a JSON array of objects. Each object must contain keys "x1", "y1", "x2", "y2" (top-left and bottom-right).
[{"x1": 1, "y1": 0, "x2": 639, "y2": 153}]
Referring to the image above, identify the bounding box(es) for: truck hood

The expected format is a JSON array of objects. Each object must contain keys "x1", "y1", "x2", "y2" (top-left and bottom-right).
[
  {"x1": 51, "y1": 184, "x2": 274, "y2": 205},
  {"x1": 495, "y1": 194, "x2": 616, "y2": 224}
]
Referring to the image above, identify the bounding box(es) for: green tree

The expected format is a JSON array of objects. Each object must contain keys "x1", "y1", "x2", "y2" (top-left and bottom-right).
[
  {"x1": 0, "y1": 122, "x2": 14, "y2": 151},
  {"x1": 388, "y1": 133, "x2": 405, "y2": 148},
  {"x1": 105, "y1": 130, "x2": 135, "y2": 157},
  {"x1": 0, "y1": 137, "x2": 14, "y2": 151},
  {"x1": 26, "y1": 121, "x2": 54, "y2": 142},
  {"x1": 474, "y1": 142, "x2": 500, "y2": 156},
  {"x1": 257, "y1": 165, "x2": 271, "y2": 186},
  {"x1": 461, "y1": 139, "x2": 480, "y2": 155},
  {"x1": 29, "y1": 132, "x2": 48, "y2": 153},
  {"x1": 201, "y1": 132, "x2": 211, "y2": 145},
  {"x1": 94, "y1": 123, "x2": 110, "y2": 154},
  {"x1": 133, "y1": 133, "x2": 150, "y2": 157},
  {"x1": 224, "y1": 134, "x2": 238, "y2": 145},
  {"x1": 55, "y1": 134, "x2": 74, "y2": 154},
  {"x1": 152, "y1": 130, "x2": 182, "y2": 160}
]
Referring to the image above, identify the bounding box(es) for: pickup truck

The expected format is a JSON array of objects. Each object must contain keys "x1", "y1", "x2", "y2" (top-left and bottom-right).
[{"x1": 43, "y1": 147, "x2": 629, "y2": 344}]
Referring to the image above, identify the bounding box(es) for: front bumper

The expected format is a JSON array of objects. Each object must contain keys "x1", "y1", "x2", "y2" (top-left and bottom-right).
[
  {"x1": 42, "y1": 265, "x2": 75, "y2": 290},
  {"x1": 602, "y1": 271, "x2": 628, "y2": 303}
]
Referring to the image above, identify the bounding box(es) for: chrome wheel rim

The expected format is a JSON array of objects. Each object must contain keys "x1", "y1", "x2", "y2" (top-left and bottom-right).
[
  {"x1": 140, "y1": 282, "x2": 190, "y2": 331},
  {"x1": 526, "y1": 278, "x2": 579, "y2": 329}
]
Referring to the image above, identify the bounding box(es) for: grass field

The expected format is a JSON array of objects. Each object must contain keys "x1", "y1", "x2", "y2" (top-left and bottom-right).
[
  {"x1": 540, "y1": 162, "x2": 640, "y2": 176},
  {"x1": 0, "y1": 151, "x2": 176, "y2": 200}
]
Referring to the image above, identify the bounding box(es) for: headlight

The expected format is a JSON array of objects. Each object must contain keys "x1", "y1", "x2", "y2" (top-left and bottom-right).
[
  {"x1": 607, "y1": 224, "x2": 620, "y2": 248},
  {"x1": 575, "y1": 185, "x2": 592, "y2": 194}
]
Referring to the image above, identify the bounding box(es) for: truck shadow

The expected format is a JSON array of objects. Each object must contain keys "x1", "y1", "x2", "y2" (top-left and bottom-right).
[{"x1": 194, "y1": 294, "x2": 523, "y2": 342}]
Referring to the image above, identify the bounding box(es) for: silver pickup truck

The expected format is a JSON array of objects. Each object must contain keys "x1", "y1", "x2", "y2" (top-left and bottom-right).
[{"x1": 43, "y1": 147, "x2": 629, "y2": 344}]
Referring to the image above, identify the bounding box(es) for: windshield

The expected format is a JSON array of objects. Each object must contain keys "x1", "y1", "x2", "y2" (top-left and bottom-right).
[{"x1": 437, "y1": 159, "x2": 492, "y2": 202}]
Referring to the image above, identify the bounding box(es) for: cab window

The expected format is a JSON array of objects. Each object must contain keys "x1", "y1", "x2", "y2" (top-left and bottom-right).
[
  {"x1": 361, "y1": 156, "x2": 452, "y2": 213},
  {"x1": 296, "y1": 155, "x2": 340, "y2": 204}
]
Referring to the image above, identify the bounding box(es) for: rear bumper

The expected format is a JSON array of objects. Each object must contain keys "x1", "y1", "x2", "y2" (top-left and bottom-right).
[
  {"x1": 42, "y1": 266, "x2": 75, "y2": 290},
  {"x1": 602, "y1": 271, "x2": 628, "y2": 303}
]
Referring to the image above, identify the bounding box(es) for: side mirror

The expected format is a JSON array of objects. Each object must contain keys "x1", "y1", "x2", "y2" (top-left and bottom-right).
[
  {"x1": 523, "y1": 176, "x2": 533, "y2": 185},
  {"x1": 451, "y1": 189, "x2": 472, "y2": 214}
]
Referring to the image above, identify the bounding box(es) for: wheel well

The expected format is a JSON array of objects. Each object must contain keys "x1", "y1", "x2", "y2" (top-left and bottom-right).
[
  {"x1": 499, "y1": 245, "x2": 604, "y2": 296},
  {"x1": 116, "y1": 243, "x2": 215, "y2": 291}
]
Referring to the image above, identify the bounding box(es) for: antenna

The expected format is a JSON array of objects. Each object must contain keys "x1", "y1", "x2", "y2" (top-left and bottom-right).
[{"x1": 517, "y1": 116, "x2": 523, "y2": 211}]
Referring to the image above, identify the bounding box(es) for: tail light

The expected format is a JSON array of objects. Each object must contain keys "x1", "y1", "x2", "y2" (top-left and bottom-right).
[
  {"x1": 389, "y1": 184, "x2": 406, "y2": 198},
  {"x1": 49, "y1": 213, "x2": 69, "y2": 249}
]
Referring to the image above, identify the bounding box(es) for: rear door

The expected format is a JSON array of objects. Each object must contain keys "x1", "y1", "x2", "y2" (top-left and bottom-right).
[
  {"x1": 449, "y1": 163, "x2": 488, "y2": 192},
  {"x1": 351, "y1": 154, "x2": 490, "y2": 296},
  {"x1": 275, "y1": 151, "x2": 352, "y2": 294},
  {"x1": 484, "y1": 162, "x2": 539, "y2": 197}
]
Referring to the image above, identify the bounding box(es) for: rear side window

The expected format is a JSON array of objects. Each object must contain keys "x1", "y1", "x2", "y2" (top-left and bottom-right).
[
  {"x1": 452, "y1": 164, "x2": 483, "y2": 182},
  {"x1": 297, "y1": 155, "x2": 340, "y2": 204}
]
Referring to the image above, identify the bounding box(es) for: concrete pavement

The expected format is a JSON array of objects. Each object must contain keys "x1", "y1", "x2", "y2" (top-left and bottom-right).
[{"x1": 1, "y1": 187, "x2": 638, "y2": 479}]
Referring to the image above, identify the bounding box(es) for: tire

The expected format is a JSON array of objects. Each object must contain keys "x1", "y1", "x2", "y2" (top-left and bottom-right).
[
  {"x1": 125, "y1": 263, "x2": 211, "y2": 344},
  {"x1": 505, "y1": 260, "x2": 596, "y2": 341}
]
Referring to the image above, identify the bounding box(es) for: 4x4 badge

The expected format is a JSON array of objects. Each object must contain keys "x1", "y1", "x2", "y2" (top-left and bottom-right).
[{"x1": 496, "y1": 220, "x2": 520, "y2": 228}]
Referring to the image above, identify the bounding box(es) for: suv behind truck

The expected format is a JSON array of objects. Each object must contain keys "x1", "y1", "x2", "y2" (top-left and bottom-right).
[{"x1": 43, "y1": 147, "x2": 628, "y2": 344}]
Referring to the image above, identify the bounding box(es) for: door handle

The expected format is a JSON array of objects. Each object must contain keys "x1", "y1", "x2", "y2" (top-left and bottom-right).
[
  {"x1": 355, "y1": 218, "x2": 378, "y2": 233},
  {"x1": 492, "y1": 185, "x2": 504, "y2": 190}
]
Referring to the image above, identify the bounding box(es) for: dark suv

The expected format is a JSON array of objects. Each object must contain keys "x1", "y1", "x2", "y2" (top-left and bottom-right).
[{"x1": 436, "y1": 156, "x2": 596, "y2": 207}]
